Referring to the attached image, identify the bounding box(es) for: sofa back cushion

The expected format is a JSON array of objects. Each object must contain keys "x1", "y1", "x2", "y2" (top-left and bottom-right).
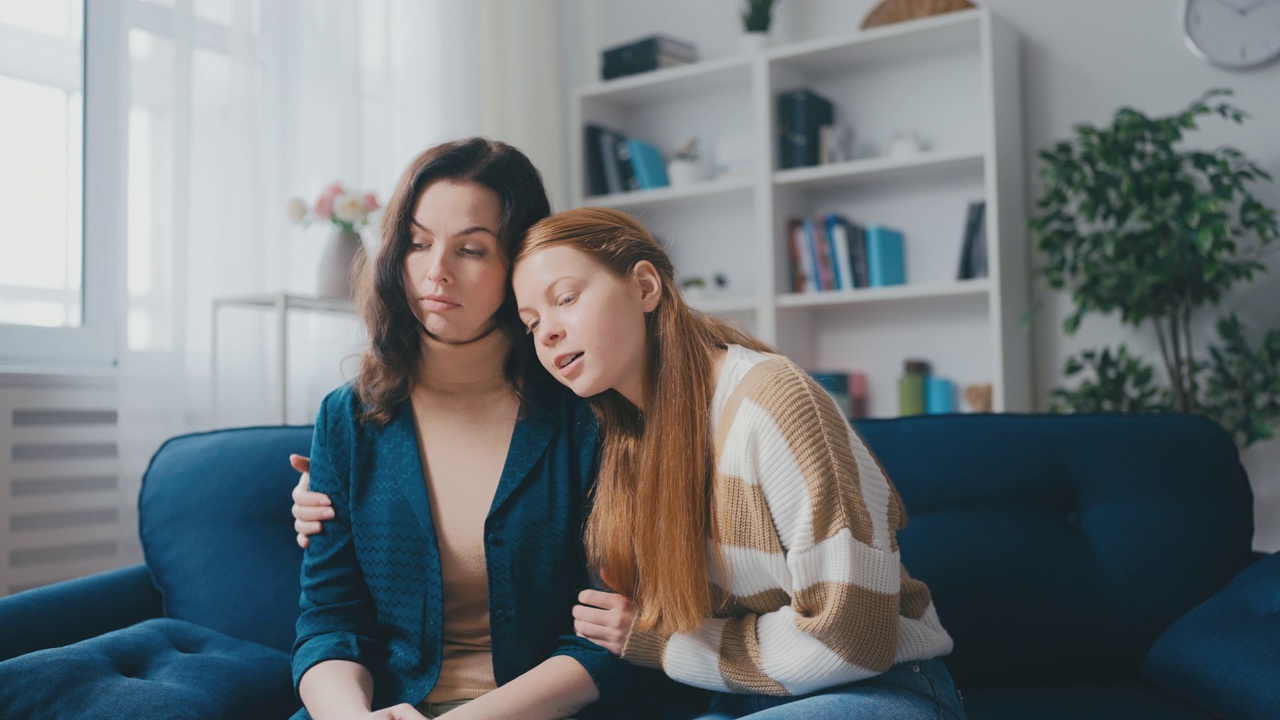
[
  {"x1": 853, "y1": 413, "x2": 1254, "y2": 688},
  {"x1": 140, "y1": 426, "x2": 312, "y2": 654}
]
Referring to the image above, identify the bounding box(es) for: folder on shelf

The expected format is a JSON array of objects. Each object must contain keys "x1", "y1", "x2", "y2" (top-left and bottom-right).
[
  {"x1": 777, "y1": 88, "x2": 834, "y2": 169},
  {"x1": 865, "y1": 225, "x2": 906, "y2": 287},
  {"x1": 625, "y1": 137, "x2": 670, "y2": 190},
  {"x1": 826, "y1": 214, "x2": 851, "y2": 291}
]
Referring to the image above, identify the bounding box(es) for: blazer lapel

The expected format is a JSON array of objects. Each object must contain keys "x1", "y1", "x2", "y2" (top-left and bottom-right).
[
  {"x1": 381, "y1": 399, "x2": 437, "y2": 537},
  {"x1": 488, "y1": 402, "x2": 557, "y2": 516}
]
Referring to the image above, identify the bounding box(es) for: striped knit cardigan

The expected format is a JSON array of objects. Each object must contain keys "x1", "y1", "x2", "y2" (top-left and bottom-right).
[{"x1": 620, "y1": 345, "x2": 953, "y2": 696}]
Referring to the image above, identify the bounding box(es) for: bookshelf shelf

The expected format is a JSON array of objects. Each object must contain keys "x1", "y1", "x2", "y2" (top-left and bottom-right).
[
  {"x1": 586, "y1": 175, "x2": 754, "y2": 211},
  {"x1": 571, "y1": 8, "x2": 1029, "y2": 416},
  {"x1": 691, "y1": 296, "x2": 759, "y2": 315},
  {"x1": 576, "y1": 55, "x2": 752, "y2": 105},
  {"x1": 775, "y1": 279, "x2": 989, "y2": 309},
  {"x1": 773, "y1": 149, "x2": 985, "y2": 191}
]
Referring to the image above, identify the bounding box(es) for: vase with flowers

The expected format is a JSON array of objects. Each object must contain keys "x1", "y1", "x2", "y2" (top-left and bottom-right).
[{"x1": 288, "y1": 182, "x2": 381, "y2": 300}]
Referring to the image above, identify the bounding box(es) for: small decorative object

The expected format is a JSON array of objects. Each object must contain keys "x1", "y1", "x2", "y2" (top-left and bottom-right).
[
  {"x1": 963, "y1": 383, "x2": 993, "y2": 413},
  {"x1": 898, "y1": 359, "x2": 930, "y2": 416},
  {"x1": 1029, "y1": 89, "x2": 1280, "y2": 447},
  {"x1": 861, "y1": 0, "x2": 976, "y2": 30},
  {"x1": 887, "y1": 130, "x2": 927, "y2": 158},
  {"x1": 1182, "y1": 0, "x2": 1280, "y2": 70},
  {"x1": 740, "y1": 0, "x2": 778, "y2": 51},
  {"x1": 289, "y1": 182, "x2": 382, "y2": 300},
  {"x1": 667, "y1": 137, "x2": 702, "y2": 187},
  {"x1": 819, "y1": 124, "x2": 854, "y2": 164}
]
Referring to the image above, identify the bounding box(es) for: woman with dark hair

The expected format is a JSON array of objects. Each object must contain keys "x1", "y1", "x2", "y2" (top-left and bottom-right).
[{"x1": 289, "y1": 138, "x2": 634, "y2": 720}]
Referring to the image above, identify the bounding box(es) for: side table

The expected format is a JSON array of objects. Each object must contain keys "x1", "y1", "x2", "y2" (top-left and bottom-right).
[{"x1": 210, "y1": 293, "x2": 355, "y2": 426}]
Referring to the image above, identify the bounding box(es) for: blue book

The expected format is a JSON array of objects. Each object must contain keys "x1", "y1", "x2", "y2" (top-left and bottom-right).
[
  {"x1": 625, "y1": 138, "x2": 670, "y2": 189},
  {"x1": 865, "y1": 225, "x2": 905, "y2": 287}
]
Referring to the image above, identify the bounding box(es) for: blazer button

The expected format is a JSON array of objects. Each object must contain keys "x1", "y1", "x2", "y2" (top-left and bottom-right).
[{"x1": 487, "y1": 532, "x2": 503, "y2": 547}]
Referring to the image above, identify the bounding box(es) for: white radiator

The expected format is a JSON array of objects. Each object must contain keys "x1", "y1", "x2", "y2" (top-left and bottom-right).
[{"x1": 0, "y1": 375, "x2": 135, "y2": 596}]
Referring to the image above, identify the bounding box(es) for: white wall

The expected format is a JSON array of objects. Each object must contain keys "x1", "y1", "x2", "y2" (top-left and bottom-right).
[{"x1": 559, "y1": 0, "x2": 1280, "y2": 552}]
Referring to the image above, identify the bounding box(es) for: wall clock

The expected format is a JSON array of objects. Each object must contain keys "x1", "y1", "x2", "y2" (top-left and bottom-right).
[{"x1": 1183, "y1": 0, "x2": 1280, "y2": 69}]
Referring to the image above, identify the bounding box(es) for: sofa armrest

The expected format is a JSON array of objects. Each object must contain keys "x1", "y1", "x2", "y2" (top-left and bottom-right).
[
  {"x1": 0, "y1": 563, "x2": 163, "y2": 662},
  {"x1": 1143, "y1": 552, "x2": 1280, "y2": 720}
]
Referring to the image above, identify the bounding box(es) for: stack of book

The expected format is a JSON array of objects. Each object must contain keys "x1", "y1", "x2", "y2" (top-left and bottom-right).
[
  {"x1": 601, "y1": 35, "x2": 698, "y2": 81},
  {"x1": 787, "y1": 215, "x2": 906, "y2": 293},
  {"x1": 778, "y1": 88, "x2": 834, "y2": 169},
  {"x1": 584, "y1": 125, "x2": 670, "y2": 196}
]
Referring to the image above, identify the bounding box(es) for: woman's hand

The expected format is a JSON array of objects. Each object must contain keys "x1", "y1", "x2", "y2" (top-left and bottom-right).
[
  {"x1": 290, "y1": 454, "x2": 334, "y2": 548},
  {"x1": 573, "y1": 589, "x2": 636, "y2": 657},
  {"x1": 364, "y1": 704, "x2": 428, "y2": 720}
]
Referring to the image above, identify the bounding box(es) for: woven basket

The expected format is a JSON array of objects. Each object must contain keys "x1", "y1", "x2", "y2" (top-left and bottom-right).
[{"x1": 860, "y1": 0, "x2": 977, "y2": 30}]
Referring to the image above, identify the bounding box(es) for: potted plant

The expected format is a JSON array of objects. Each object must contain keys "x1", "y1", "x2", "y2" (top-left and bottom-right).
[
  {"x1": 740, "y1": 0, "x2": 778, "y2": 51},
  {"x1": 1030, "y1": 88, "x2": 1280, "y2": 447},
  {"x1": 667, "y1": 137, "x2": 702, "y2": 187}
]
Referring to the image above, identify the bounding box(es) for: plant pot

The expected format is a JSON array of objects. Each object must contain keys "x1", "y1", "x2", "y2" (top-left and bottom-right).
[
  {"x1": 667, "y1": 158, "x2": 701, "y2": 187},
  {"x1": 741, "y1": 31, "x2": 772, "y2": 53},
  {"x1": 317, "y1": 228, "x2": 365, "y2": 300}
]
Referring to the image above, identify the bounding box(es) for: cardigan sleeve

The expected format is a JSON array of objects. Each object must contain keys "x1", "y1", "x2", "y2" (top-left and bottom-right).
[
  {"x1": 291, "y1": 389, "x2": 383, "y2": 694},
  {"x1": 620, "y1": 361, "x2": 937, "y2": 696}
]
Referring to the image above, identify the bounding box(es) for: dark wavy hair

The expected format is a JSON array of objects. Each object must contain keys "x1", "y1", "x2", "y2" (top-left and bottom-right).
[{"x1": 353, "y1": 137, "x2": 551, "y2": 425}]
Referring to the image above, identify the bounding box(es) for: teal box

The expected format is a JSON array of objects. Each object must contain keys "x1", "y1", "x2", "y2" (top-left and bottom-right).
[{"x1": 865, "y1": 225, "x2": 905, "y2": 287}]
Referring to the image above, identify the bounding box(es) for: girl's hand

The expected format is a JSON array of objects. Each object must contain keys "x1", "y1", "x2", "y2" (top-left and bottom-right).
[
  {"x1": 573, "y1": 589, "x2": 636, "y2": 656},
  {"x1": 290, "y1": 454, "x2": 333, "y2": 548}
]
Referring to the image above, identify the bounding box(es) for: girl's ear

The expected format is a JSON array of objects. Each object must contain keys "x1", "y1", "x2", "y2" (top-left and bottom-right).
[{"x1": 632, "y1": 260, "x2": 663, "y2": 313}]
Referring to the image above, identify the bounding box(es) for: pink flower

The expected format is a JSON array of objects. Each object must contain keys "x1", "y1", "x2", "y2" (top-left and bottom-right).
[
  {"x1": 361, "y1": 193, "x2": 380, "y2": 212},
  {"x1": 323, "y1": 182, "x2": 344, "y2": 198},
  {"x1": 315, "y1": 194, "x2": 334, "y2": 221}
]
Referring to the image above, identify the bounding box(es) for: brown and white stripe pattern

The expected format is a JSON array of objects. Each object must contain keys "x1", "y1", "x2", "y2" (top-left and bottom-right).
[{"x1": 622, "y1": 347, "x2": 953, "y2": 696}]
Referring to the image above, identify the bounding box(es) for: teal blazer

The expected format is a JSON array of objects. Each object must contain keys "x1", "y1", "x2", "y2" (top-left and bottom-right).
[{"x1": 291, "y1": 374, "x2": 628, "y2": 716}]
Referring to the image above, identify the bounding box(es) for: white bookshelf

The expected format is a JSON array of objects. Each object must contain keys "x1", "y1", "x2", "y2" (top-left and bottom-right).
[{"x1": 569, "y1": 8, "x2": 1029, "y2": 418}]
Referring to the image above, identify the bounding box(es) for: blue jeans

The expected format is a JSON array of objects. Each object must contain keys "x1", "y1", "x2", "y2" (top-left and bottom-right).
[{"x1": 692, "y1": 658, "x2": 966, "y2": 720}]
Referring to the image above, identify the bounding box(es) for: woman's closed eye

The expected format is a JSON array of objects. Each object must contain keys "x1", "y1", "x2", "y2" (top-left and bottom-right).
[
  {"x1": 557, "y1": 292, "x2": 577, "y2": 306},
  {"x1": 524, "y1": 318, "x2": 540, "y2": 334}
]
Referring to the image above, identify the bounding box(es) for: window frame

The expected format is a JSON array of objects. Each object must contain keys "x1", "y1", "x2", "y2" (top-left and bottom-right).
[{"x1": 0, "y1": 0, "x2": 124, "y2": 371}]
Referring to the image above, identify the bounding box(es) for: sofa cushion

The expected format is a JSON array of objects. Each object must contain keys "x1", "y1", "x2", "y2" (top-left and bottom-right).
[
  {"x1": 0, "y1": 617, "x2": 297, "y2": 720},
  {"x1": 853, "y1": 414, "x2": 1255, "y2": 687},
  {"x1": 1142, "y1": 552, "x2": 1280, "y2": 720},
  {"x1": 961, "y1": 684, "x2": 1213, "y2": 720},
  {"x1": 139, "y1": 426, "x2": 313, "y2": 653}
]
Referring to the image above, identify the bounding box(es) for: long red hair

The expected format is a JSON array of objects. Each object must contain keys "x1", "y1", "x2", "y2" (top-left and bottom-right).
[{"x1": 517, "y1": 207, "x2": 772, "y2": 634}]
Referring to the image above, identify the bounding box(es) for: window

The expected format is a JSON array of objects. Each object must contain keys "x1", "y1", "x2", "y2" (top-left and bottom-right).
[{"x1": 0, "y1": 0, "x2": 123, "y2": 368}]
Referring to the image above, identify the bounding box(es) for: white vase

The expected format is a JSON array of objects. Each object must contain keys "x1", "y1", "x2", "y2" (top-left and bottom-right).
[
  {"x1": 741, "y1": 31, "x2": 772, "y2": 53},
  {"x1": 317, "y1": 228, "x2": 365, "y2": 300}
]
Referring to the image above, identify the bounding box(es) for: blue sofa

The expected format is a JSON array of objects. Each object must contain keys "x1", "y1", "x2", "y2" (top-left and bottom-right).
[{"x1": 0, "y1": 415, "x2": 1276, "y2": 719}]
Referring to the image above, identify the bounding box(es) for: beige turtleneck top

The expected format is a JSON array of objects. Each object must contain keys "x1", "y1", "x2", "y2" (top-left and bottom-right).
[{"x1": 411, "y1": 327, "x2": 519, "y2": 703}]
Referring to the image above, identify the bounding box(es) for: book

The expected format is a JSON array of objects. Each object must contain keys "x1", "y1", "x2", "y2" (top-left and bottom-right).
[
  {"x1": 625, "y1": 138, "x2": 669, "y2": 189},
  {"x1": 865, "y1": 225, "x2": 906, "y2": 287},
  {"x1": 790, "y1": 218, "x2": 818, "y2": 292},
  {"x1": 847, "y1": 220, "x2": 869, "y2": 288},
  {"x1": 584, "y1": 125, "x2": 610, "y2": 197},
  {"x1": 787, "y1": 218, "x2": 805, "y2": 292},
  {"x1": 777, "y1": 88, "x2": 834, "y2": 169},
  {"x1": 801, "y1": 218, "x2": 824, "y2": 291},
  {"x1": 957, "y1": 200, "x2": 988, "y2": 280},
  {"x1": 610, "y1": 132, "x2": 638, "y2": 191},
  {"x1": 826, "y1": 214, "x2": 852, "y2": 290},
  {"x1": 602, "y1": 35, "x2": 698, "y2": 80}
]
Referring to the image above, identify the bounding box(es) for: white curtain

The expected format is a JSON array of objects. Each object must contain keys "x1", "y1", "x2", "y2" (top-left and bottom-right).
[{"x1": 114, "y1": 0, "x2": 494, "y2": 559}]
